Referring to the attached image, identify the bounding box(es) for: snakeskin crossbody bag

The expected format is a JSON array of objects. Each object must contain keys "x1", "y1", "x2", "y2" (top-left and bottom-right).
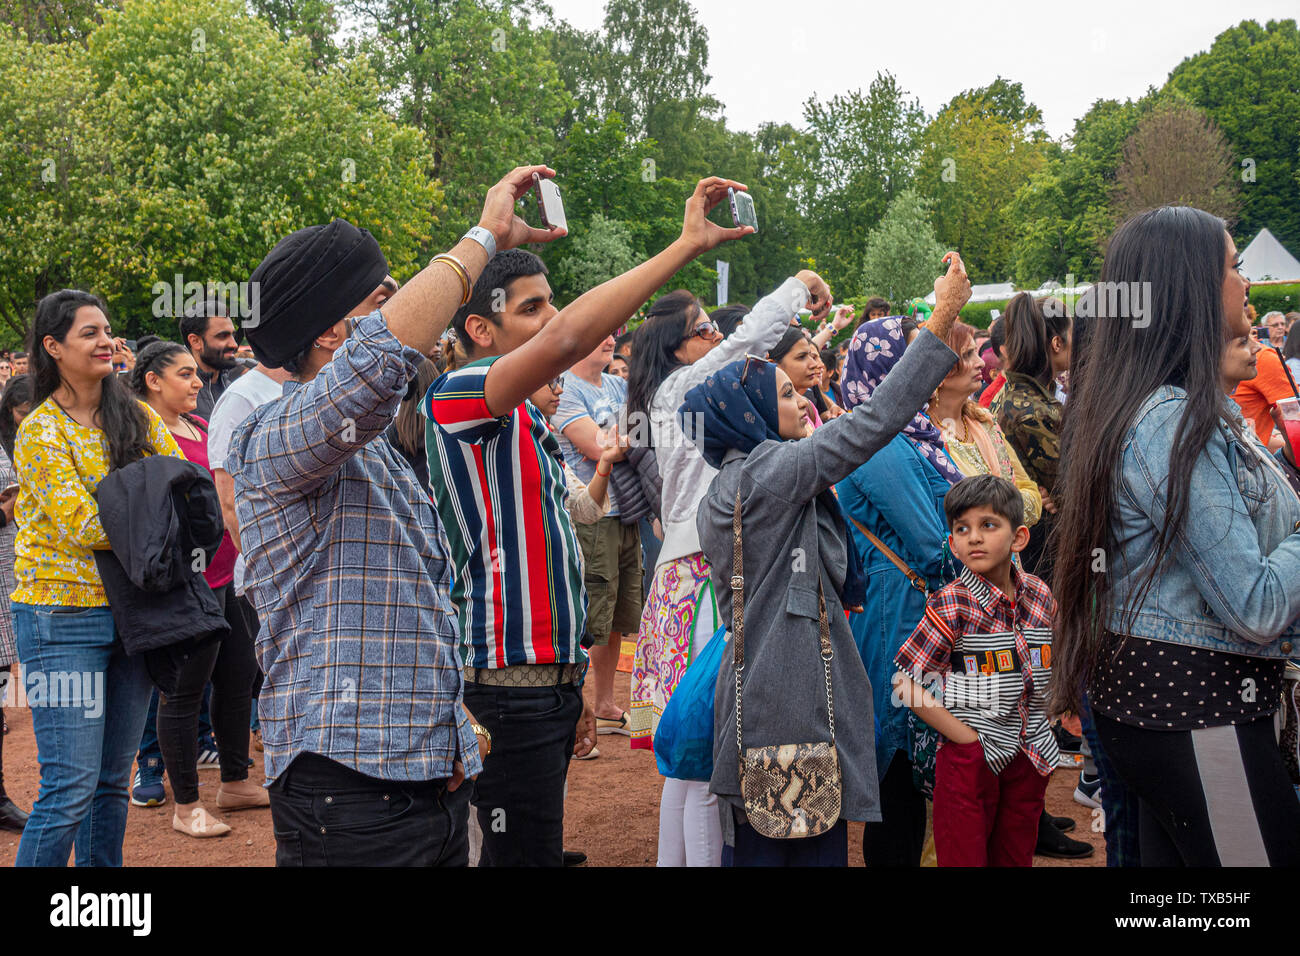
[{"x1": 732, "y1": 489, "x2": 842, "y2": 839}]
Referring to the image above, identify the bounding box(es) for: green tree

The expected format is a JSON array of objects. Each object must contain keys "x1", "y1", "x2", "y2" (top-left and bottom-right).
[
  {"x1": 1165, "y1": 18, "x2": 1300, "y2": 249},
  {"x1": 798, "y1": 73, "x2": 928, "y2": 296},
  {"x1": 248, "y1": 0, "x2": 340, "y2": 68},
  {"x1": 553, "y1": 213, "x2": 637, "y2": 299},
  {"x1": 342, "y1": 0, "x2": 572, "y2": 248},
  {"x1": 592, "y1": 0, "x2": 719, "y2": 154},
  {"x1": 860, "y1": 188, "x2": 945, "y2": 306},
  {"x1": 916, "y1": 80, "x2": 1048, "y2": 282},
  {"x1": 1008, "y1": 95, "x2": 1154, "y2": 285},
  {"x1": 0, "y1": 0, "x2": 115, "y2": 44},
  {"x1": 74, "y1": 0, "x2": 440, "y2": 335},
  {"x1": 1111, "y1": 100, "x2": 1241, "y2": 227},
  {"x1": 0, "y1": 28, "x2": 88, "y2": 338}
]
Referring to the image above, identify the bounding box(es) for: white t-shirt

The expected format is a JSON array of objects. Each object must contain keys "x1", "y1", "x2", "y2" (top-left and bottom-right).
[{"x1": 208, "y1": 368, "x2": 286, "y2": 594}]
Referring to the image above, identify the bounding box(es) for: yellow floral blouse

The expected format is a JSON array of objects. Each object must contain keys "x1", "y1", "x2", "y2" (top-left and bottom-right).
[
  {"x1": 943, "y1": 405, "x2": 1044, "y2": 529},
  {"x1": 11, "y1": 398, "x2": 183, "y2": 607}
]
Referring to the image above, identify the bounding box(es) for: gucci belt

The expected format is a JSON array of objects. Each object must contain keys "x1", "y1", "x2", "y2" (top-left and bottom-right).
[{"x1": 463, "y1": 662, "x2": 583, "y2": 687}]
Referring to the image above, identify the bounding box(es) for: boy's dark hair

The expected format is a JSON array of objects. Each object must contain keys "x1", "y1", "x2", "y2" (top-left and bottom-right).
[
  {"x1": 135, "y1": 334, "x2": 162, "y2": 352},
  {"x1": 943, "y1": 474, "x2": 1023, "y2": 531},
  {"x1": 864, "y1": 296, "x2": 890, "y2": 315},
  {"x1": 451, "y1": 249, "x2": 548, "y2": 355},
  {"x1": 614, "y1": 331, "x2": 635, "y2": 357}
]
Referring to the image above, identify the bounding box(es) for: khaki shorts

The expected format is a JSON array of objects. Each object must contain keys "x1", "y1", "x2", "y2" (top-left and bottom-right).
[{"x1": 576, "y1": 515, "x2": 644, "y2": 643}]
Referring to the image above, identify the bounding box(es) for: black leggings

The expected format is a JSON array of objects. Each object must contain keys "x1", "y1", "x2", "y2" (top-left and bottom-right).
[
  {"x1": 144, "y1": 584, "x2": 259, "y2": 804},
  {"x1": 1096, "y1": 712, "x2": 1300, "y2": 866},
  {"x1": 861, "y1": 749, "x2": 927, "y2": 867}
]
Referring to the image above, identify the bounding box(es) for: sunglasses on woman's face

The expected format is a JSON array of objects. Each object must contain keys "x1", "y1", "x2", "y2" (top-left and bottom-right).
[
  {"x1": 547, "y1": 376, "x2": 564, "y2": 392},
  {"x1": 686, "y1": 321, "x2": 717, "y2": 341}
]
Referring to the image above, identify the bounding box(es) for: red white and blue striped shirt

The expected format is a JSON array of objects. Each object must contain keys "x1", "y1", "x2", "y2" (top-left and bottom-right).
[{"x1": 422, "y1": 357, "x2": 588, "y2": 669}]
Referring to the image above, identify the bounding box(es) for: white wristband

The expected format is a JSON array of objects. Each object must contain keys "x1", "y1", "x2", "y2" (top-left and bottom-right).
[{"x1": 463, "y1": 226, "x2": 497, "y2": 260}]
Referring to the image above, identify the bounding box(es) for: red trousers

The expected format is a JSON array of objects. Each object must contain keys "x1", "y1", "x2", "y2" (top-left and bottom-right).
[{"x1": 932, "y1": 738, "x2": 1049, "y2": 867}]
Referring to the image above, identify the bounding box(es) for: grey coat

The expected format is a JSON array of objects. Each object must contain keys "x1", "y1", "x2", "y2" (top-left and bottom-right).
[{"x1": 698, "y1": 330, "x2": 956, "y2": 839}]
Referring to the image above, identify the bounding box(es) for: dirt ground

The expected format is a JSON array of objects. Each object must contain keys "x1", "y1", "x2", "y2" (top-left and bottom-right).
[{"x1": 0, "y1": 670, "x2": 1103, "y2": 867}]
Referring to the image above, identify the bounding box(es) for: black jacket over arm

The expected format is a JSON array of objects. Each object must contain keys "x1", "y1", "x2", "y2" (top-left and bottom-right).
[{"x1": 94, "y1": 455, "x2": 229, "y2": 655}]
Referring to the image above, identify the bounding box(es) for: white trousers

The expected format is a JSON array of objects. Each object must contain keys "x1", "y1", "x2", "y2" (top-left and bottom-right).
[{"x1": 657, "y1": 777, "x2": 722, "y2": 866}]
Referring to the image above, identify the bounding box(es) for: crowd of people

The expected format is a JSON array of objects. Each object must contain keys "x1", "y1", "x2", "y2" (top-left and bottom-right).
[{"x1": 1, "y1": 167, "x2": 1298, "y2": 868}]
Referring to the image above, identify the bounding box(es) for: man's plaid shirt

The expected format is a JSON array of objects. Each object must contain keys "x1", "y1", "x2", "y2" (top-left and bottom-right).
[{"x1": 230, "y1": 312, "x2": 481, "y2": 784}]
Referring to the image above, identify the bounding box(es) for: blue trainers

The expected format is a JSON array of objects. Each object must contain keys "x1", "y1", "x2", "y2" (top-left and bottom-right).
[{"x1": 131, "y1": 758, "x2": 166, "y2": 807}]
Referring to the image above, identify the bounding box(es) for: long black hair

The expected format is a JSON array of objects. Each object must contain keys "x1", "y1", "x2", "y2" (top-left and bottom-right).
[
  {"x1": 30, "y1": 289, "x2": 152, "y2": 471},
  {"x1": 768, "y1": 325, "x2": 811, "y2": 364},
  {"x1": 625, "y1": 289, "x2": 702, "y2": 424},
  {"x1": 1049, "y1": 206, "x2": 1231, "y2": 715},
  {"x1": 1003, "y1": 292, "x2": 1070, "y2": 389},
  {"x1": 0, "y1": 374, "x2": 33, "y2": 459}
]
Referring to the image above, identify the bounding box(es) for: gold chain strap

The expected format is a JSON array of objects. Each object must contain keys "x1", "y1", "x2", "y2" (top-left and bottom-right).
[{"x1": 733, "y1": 488, "x2": 836, "y2": 754}]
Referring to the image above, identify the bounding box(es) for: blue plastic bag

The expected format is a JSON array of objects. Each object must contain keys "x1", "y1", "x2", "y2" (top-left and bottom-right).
[{"x1": 654, "y1": 625, "x2": 729, "y2": 781}]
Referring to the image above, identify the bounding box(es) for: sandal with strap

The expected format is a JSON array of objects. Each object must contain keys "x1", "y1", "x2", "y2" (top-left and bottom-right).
[{"x1": 173, "y1": 807, "x2": 231, "y2": 839}]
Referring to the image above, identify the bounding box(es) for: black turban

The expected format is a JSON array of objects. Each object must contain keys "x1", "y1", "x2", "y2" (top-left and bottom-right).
[{"x1": 244, "y1": 219, "x2": 389, "y2": 368}]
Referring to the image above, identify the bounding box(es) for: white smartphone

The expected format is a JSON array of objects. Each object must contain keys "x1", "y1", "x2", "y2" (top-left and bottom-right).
[
  {"x1": 728, "y1": 187, "x2": 758, "y2": 232},
  {"x1": 533, "y1": 174, "x2": 568, "y2": 232}
]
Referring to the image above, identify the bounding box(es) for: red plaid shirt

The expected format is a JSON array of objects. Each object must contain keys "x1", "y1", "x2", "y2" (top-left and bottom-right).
[{"x1": 895, "y1": 563, "x2": 1059, "y2": 776}]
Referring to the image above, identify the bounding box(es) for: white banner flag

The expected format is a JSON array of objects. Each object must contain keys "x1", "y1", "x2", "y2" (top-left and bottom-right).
[{"x1": 716, "y1": 260, "x2": 730, "y2": 307}]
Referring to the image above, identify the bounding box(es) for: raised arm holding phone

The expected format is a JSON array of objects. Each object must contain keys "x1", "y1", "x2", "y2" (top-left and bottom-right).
[
  {"x1": 227, "y1": 166, "x2": 585, "y2": 868},
  {"x1": 422, "y1": 174, "x2": 757, "y2": 867}
]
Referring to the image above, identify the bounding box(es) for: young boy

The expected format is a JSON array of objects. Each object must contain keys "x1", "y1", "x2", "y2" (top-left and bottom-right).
[{"x1": 893, "y1": 473, "x2": 1060, "y2": 866}]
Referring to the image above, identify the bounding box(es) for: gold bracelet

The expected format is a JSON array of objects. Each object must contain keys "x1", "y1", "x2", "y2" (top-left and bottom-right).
[
  {"x1": 471, "y1": 722, "x2": 492, "y2": 756},
  {"x1": 431, "y1": 254, "x2": 471, "y2": 305}
]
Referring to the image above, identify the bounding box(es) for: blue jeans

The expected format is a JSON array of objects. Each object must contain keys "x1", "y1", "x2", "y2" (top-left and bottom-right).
[{"x1": 13, "y1": 603, "x2": 153, "y2": 867}]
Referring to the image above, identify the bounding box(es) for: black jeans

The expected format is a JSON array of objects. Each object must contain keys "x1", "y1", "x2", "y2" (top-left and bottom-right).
[
  {"x1": 862, "y1": 749, "x2": 927, "y2": 866},
  {"x1": 268, "y1": 751, "x2": 469, "y2": 866},
  {"x1": 143, "y1": 584, "x2": 258, "y2": 802},
  {"x1": 463, "y1": 680, "x2": 583, "y2": 867}
]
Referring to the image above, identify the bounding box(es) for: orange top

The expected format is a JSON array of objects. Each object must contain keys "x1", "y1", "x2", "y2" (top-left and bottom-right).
[{"x1": 1232, "y1": 348, "x2": 1296, "y2": 444}]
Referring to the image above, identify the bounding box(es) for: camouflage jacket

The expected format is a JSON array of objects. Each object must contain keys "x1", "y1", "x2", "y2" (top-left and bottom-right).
[{"x1": 994, "y1": 371, "x2": 1063, "y2": 496}]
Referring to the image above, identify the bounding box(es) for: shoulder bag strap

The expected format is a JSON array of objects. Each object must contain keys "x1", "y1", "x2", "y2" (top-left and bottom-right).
[
  {"x1": 816, "y1": 577, "x2": 835, "y2": 744},
  {"x1": 846, "y1": 514, "x2": 929, "y2": 597},
  {"x1": 732, "y1": 488, "x2": 746, "y2": 758}
]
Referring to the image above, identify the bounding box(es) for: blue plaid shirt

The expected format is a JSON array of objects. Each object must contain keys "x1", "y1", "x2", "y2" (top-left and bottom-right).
[{"x1": 230, "y1": 311, "x2": 481, "y2": 784}]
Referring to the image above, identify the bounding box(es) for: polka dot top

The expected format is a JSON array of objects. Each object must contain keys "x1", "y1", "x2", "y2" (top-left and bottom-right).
[{"x1": 1089, "y1": 632, "x2": 1286, "y2": 730}]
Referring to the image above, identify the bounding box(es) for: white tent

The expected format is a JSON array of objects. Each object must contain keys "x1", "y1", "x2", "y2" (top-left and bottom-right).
[
  {"x1": 1240, "y1": 228, "x2": 1300, "y2": 283},
  {"x1": 924, "y1": 281, "x2": 1018, "y2": 306}
]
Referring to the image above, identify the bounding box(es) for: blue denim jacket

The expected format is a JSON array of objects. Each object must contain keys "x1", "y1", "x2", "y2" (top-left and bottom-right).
[{"x1": 1110, "y1": 386, "x2": 1300, "y2": 657}]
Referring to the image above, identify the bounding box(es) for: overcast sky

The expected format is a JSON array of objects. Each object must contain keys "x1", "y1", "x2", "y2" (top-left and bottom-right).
[{"x1": 544, "y1": 0, "x2": 1297, "y2": 139}]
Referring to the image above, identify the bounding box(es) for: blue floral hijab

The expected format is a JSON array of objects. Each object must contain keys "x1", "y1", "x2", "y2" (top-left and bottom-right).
[
  {"x1": 677, "y1": 356, "x2": 783, "y2": 470},
  {"x1": 842, "y1": 317, "x2": 964, "y2": 485}
]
